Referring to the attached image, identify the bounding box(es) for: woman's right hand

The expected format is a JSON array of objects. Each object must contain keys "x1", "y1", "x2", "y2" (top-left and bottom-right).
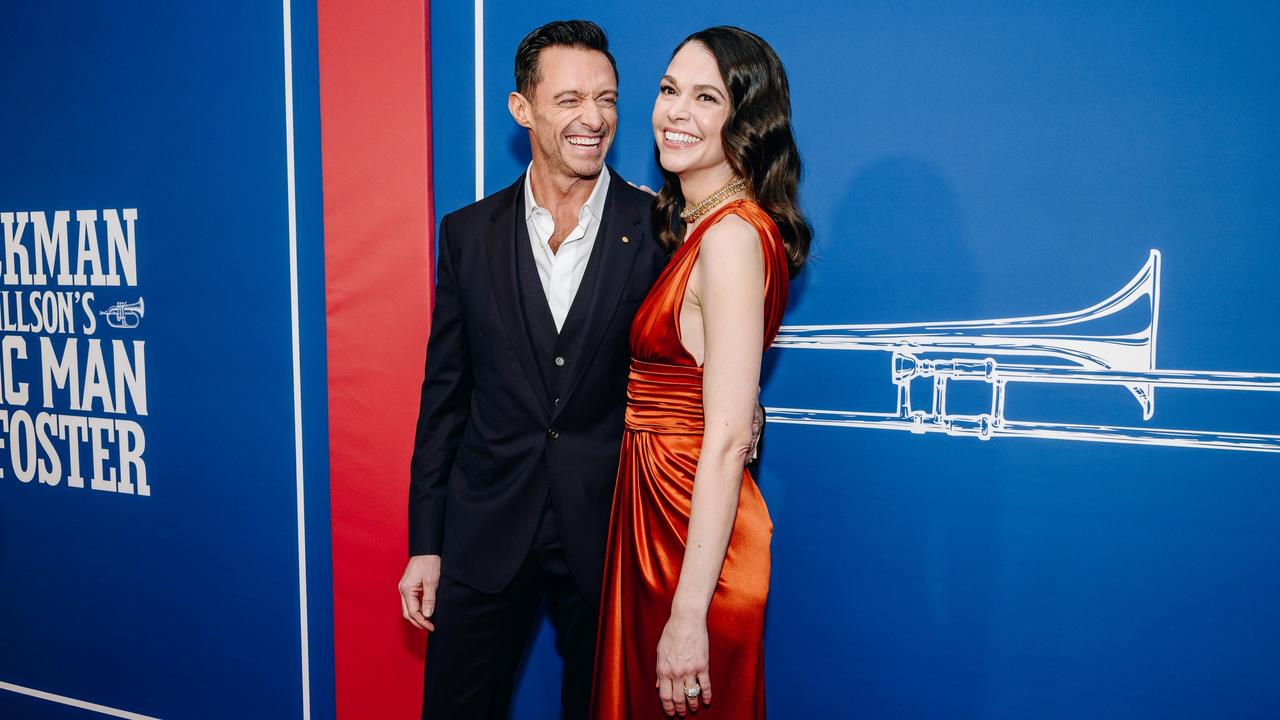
[{"x1": 656, "y1": 612, "x2": 713, "y2": 715}]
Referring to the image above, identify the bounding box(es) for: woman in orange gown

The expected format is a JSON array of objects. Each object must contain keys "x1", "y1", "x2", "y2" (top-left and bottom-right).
[{"x1": 592, "y1": 27, "x2": 810, "y2": 719}]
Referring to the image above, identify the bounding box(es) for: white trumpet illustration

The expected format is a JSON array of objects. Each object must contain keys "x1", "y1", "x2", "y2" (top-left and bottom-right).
[{"x1": 99, "y1": 297, "x2": 145, "y2": 329}]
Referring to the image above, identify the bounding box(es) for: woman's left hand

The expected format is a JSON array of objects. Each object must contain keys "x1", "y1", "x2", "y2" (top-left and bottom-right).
[{"x1": 656, "y1": 613, "x2": 712, "y2": 716}]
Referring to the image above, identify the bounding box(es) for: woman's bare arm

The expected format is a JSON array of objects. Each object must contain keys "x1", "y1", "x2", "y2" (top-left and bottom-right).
[{"x1": 655, "y1": 213, "x2": 766, "y2": 713}]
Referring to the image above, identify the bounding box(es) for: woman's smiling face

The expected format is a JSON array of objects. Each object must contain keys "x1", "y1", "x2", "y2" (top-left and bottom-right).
[{"x1": 652, "y1": 42, "x2": 732, "y2": 178}]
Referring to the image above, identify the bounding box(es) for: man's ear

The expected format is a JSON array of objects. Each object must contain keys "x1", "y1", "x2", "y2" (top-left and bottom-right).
[{"x1": 508, "y1": 91, "x2": 533, "y2": 129}]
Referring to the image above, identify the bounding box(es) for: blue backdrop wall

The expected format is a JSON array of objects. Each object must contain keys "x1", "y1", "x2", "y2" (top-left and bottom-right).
[
  {"x1": 0, "y1": 2, "x2": 334, "y2": 718},
  {"x1": 431, "y1": 1, "x2": 1280, "y2": 718}
]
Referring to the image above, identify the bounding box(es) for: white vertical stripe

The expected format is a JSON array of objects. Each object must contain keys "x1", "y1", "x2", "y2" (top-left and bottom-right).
[
  {"x1": 0, "y1": 682, "x2": 161, "y2": 720},
  {"x1": 281, "y1": 1, "x2": 312, "y2": 719},
  {"x1": 474, "y1": 0, "x2": 484, "y2": 199}
]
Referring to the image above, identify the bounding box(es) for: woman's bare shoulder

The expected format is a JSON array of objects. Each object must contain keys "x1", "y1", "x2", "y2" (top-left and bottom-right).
[
  {"x1": 694, "y1": 211, "x2": 766, "y2": 295},
  {"x1": 699, "y1": 212, "x2": 761, "y2": 257}
]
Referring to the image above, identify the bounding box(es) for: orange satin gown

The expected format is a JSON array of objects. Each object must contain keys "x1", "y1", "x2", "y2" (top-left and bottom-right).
[{"x1": 591, "y1": 200, "x2": 790, "y2": 719}]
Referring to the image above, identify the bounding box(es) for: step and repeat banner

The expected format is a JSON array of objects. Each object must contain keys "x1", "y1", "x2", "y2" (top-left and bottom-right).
[
  {"x1": 4, "y1": 2, "x2": 1277, "y2": 718},
  {"x1": 0, "y1": 2, "x2": 333, "y2": 719},
  {"x1": 432, "y1": 1, "x2": 1280, "y2": 718}
]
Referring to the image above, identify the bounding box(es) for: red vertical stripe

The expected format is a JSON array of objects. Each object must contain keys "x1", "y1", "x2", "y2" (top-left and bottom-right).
[{"x1": 318, "y1": 1, "x2": 433, "y2": 717}]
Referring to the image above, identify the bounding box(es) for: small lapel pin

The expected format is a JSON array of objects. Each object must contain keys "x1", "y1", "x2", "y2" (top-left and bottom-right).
[{"x1": 621, "y1": 235, "x2": 630, "y2": 243}]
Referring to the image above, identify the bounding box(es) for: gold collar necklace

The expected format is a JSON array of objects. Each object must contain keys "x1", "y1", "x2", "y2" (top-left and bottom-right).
[{"x1": 680, "y1": 177, "x2": 747, "y2": 224}]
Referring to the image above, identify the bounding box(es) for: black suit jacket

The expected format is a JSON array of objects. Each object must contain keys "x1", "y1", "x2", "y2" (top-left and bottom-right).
[{"x1": 409, "y1": 169, "x2": 667, "y2": 601}]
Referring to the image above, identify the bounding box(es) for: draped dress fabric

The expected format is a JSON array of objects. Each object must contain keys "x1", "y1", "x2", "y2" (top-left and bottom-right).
[{"x1": 591, "y1": 200, "x2": 789, "y2": 719}]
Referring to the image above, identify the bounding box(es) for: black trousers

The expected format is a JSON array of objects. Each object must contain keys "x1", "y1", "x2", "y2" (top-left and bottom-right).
[{"x1": 421, "y1": 497, "x2": 597, "y2": 720}]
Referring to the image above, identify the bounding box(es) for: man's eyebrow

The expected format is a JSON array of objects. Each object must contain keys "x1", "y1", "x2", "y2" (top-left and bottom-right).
[{"x1": 552, "y1": 88, "x2": 618, "y2": 99}]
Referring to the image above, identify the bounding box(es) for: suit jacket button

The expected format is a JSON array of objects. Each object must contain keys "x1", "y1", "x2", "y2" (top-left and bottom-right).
[
  {"x1": 547, "y1": 428, "x2": 559, "y2": 439},
  {"x1": 554, "y1": 356, "x2": 566, "y2": 367}
]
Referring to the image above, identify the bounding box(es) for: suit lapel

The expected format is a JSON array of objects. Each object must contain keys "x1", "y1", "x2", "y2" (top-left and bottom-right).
[
  {"x1": 486, "y1": 176, "x2": 553, "y2": 414},
  {"x1": 551, "y1": 176, "x2": 644, "y2": 422}
]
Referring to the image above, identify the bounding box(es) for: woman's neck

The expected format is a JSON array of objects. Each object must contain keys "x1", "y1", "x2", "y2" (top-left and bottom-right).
[{"x1": 678, "y1": 164, "x2": 739, "y2": 207}]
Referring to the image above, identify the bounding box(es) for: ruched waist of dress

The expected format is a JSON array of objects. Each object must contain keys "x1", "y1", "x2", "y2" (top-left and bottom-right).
[{"x1": 624, "y1": 358, "x2": 704, "y2": 434}]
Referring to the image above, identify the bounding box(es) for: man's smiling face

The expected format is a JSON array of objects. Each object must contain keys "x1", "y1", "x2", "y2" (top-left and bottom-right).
[{"x1": 516, "y1": 45, "x2": 618, "y2": 181}]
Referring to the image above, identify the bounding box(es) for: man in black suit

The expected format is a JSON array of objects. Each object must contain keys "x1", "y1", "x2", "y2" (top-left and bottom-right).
[{"x1": 397, "y1": 20, "x2": 667, "y2": 719}]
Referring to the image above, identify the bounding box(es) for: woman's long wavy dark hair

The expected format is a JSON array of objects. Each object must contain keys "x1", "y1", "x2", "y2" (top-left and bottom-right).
[{"x1": 653, "y1": 26, "x2": 811, "y2": 276}]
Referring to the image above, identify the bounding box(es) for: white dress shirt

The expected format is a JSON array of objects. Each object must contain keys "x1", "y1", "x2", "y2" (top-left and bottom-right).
[{"x1": 523, "y1": 165, "x2": 611, "y2": 331}]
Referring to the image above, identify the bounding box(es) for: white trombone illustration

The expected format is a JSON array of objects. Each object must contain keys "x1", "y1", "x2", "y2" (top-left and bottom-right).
[{"x1": 767, "y1": 250, "x2": 1280, "y2": 452}]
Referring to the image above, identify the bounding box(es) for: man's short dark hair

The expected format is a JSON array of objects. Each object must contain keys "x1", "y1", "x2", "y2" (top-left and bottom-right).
[{"x1": 514, "y1": 20, "x2": 618, "y2": 98}]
